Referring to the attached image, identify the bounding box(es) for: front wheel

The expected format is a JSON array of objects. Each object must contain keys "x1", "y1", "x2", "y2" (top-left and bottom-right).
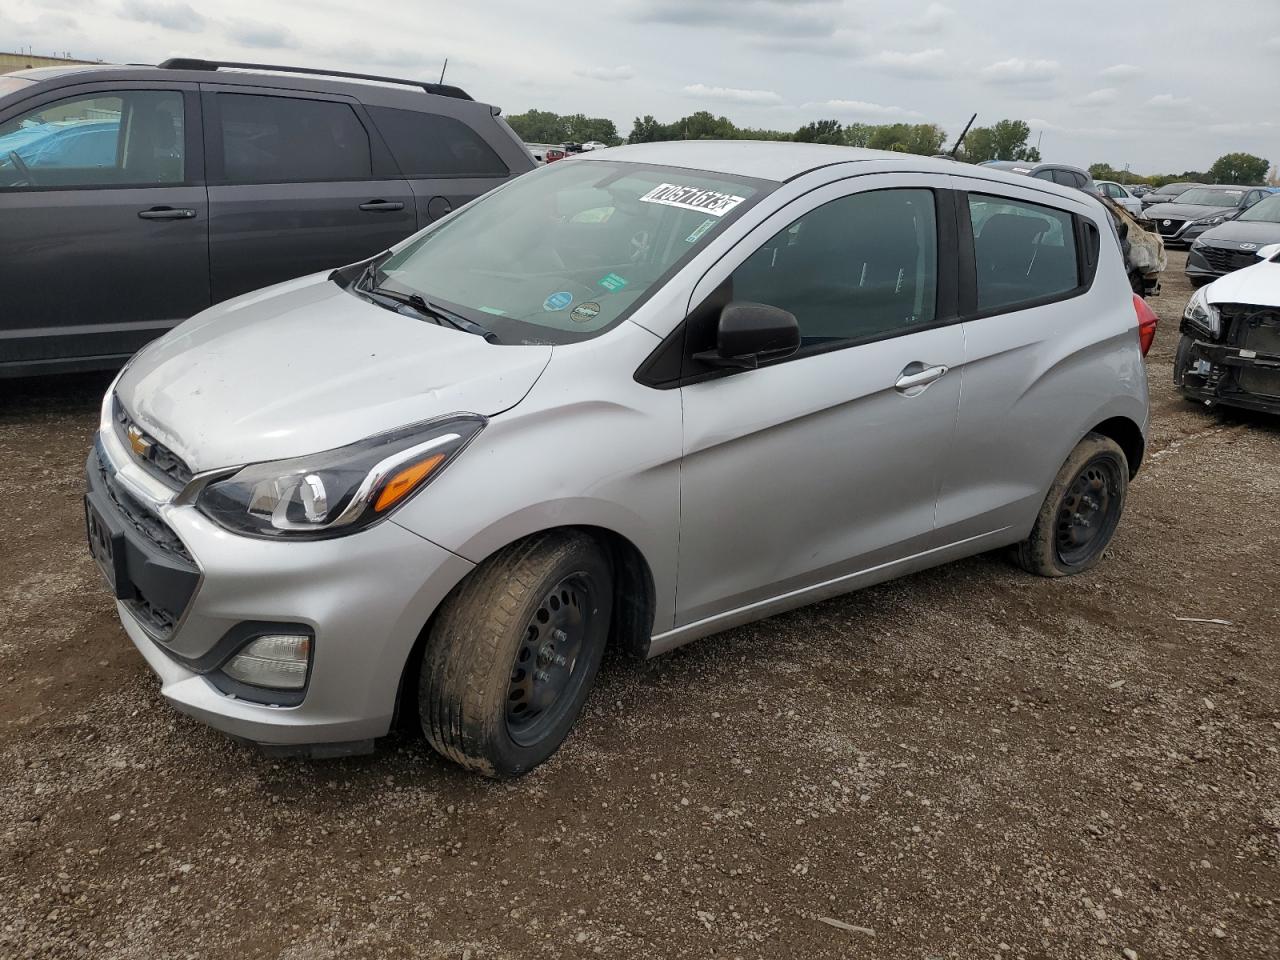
[
  {"x1": 419, "y1": 531, "x2": 612, "y2": 777},
  {"x1": 1012, "y1": 433, "x2": 1129, "y2": 577}
]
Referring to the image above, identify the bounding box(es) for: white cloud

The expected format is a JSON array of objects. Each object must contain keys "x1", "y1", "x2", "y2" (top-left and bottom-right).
[
  {"x1": 981, "y1": 57, "x2": 1060, "y2": 84},
  {"x1": 574, "y1": 65, "x2": 635, "y2": 82},
  {"x1": 1264, "y1": 36, "x2": 1280, "y2": 53},
  {"x1": 1146, "y1": 93, "x2": 1193, "y2": 110},
  {"x1": 1074, "y1": 87, "x2": 1118, "y2": 107},
  {"x1": 225, "y1": 20, "x2": 292, "y2": 48},
  {"x1": 118, "y1": 0, "x2": 205, "y2": 32},
  {"x1": 870, "y1": 48, "x2": 947, "y2": 77},
  {"x1": 1100, "y1": 63, "x2": 1143, "y2": 81},
  {"x1": 901, "y1": 2, "x2": 953, "y2": 34},
  {"x1": 805, "y1": 99, "x2": 923, "y2": 119},
  {"x1": 681, "y1": 83, "x2": 783, "y2": 106}
]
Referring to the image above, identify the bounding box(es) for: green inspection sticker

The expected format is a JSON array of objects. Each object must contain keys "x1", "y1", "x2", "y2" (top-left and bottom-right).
[
  {"x1": 598, "y1": 272, "x2": 628, "y2": 292},
  {"x1": 478, "y1": 306, "x2": 507, "y2": 316},
  {"x1": 685, "y1": 218, "x2": 717, "y2": 243}
]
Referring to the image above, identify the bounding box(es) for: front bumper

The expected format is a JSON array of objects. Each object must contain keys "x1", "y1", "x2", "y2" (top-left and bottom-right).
[
  {"x1": 1176, "y1": 328, "x2": 1280, "y2": 415},
  {"x1": 88, "y1": 423, "x2": 475, "y2": 751}
]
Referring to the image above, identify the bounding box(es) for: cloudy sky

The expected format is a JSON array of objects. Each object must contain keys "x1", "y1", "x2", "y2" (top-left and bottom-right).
[{"x1": 4, "y1": 0, "x2": 1278, "y2": 173}]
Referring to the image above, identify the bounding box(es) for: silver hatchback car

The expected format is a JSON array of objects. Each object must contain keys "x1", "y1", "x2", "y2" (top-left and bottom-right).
[{"x1": 87, "y1": 142, "x2": 1154, "y2": 776}]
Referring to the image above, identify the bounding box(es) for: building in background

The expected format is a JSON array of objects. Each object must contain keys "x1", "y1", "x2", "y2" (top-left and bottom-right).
[{"x1": 1, "y1": 51, "x2": 102, "y2": 74}]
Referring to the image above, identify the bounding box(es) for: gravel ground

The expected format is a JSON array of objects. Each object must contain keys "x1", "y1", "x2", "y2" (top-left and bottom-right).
[{"x1": 1, "y1": 251, "x2": 1277, "y2": 960}]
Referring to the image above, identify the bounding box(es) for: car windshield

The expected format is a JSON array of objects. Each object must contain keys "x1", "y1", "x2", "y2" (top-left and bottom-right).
[
  {"x1": 373, "y1": 159, "x2": 769, "y2": 345},
  {"x1": 1239, "y1": 193, "x2": 1280, "y2": 223},
  {"x1": 1173, "y1": 188, "x2": 1245, "y2": 207}
]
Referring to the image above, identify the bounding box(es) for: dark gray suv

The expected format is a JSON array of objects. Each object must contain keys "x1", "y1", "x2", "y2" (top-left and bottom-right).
[{"x1": 0, "y1": 58, "x2": 534, "y2": 376}]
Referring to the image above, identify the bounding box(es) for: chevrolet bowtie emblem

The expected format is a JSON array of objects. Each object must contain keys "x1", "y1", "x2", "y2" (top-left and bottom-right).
[{"x1": 127, "y1": 424, "x2": 153, "y2": 458}]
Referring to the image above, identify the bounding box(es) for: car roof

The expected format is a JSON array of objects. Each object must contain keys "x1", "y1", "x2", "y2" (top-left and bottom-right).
[
  {"x1": 580, "y1": 140, "x2": 980, "y2": 183},
  {"x1": 4, "y1": 61, "x2": 487, "y2": 110}
]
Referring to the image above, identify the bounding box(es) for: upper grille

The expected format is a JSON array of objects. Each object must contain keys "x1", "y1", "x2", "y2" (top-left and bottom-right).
[
  {"x1": 1156, "y1": 218, "x2": 1185, "y2": 237},
  {"x1": 94, "y1": 446, "x2": 194, "y2": 564},
  {"x1": 112, "y1": 396, "x2": 194, "y2": 489},
  {"x1": 1201, "y1": 246, "x2": 1260, "y2": 274},
  {"x1": 1220, "y1": 304, "x2": 1280, "y2": 399}
]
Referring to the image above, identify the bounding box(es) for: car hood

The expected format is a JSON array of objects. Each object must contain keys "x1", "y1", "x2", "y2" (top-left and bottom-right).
[
  {"x1": 1197, "y1": 219, "x2": 1280, "y2": 246},
  {"x1": 116, "y1": 274, "x2": 553, "y2": 472},
  {"x1": 1143, "y1": 202, "x2": 1236, "y2": 221},
  {"x1": 1206, "y1": 257, "x2": 1280, "y2": 308}
]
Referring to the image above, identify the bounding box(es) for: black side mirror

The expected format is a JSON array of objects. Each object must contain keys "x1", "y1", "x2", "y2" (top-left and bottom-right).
[{"x1": 694, "y1": 301, "x2": 800, "y2": 369}]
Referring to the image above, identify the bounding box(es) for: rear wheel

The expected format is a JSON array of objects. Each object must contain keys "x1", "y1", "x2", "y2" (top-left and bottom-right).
[
  {"x1": 419, "y1": 531, "x2": 612, "y2": 777},
  {"x1": 1013, "y1": 433, "x2": 1128, "y2": 577}
]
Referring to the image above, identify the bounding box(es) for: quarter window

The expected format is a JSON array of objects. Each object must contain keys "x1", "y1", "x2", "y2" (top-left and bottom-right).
[
  {"x1": 217, "y1": 94, "x2": 371, "y2": 183},
  {"x1": 968, "y1": 194, "x2": 1080, "y2": 312},
  {"x1": 729, "y1": 189, "x2": 938, "y2": 346},
  {"x1": 0, "y1": 90, "x2": 185, "y2": 189},
  {"x1": 366, "y1": 106, "x2": 508, "y2": 178}
]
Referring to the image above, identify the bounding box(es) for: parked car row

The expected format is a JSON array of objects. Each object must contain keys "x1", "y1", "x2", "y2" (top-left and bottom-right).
[
  {"x1": 0, "y1": 58, "x2": 536, "y2": 376},
  {"x1": 1138, "y1": 185, "x2": 1273, "y2": 248}
]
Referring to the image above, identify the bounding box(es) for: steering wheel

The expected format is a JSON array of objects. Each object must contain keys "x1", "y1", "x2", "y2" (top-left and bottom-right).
[{"x1": 6, "y1": 150, "x2": 33, "y2": 186}]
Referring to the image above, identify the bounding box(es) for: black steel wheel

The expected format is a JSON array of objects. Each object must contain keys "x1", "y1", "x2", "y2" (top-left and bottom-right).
[
  {"x1": 1013, "y1": 432, "x2": 1129, "y2": 577},
  {"x1": 505, "y1": 573, "x2": 598, "y2": 746},
  {"x1": 1053, "y1": 458, "x2": 1122, "y2": 567}
]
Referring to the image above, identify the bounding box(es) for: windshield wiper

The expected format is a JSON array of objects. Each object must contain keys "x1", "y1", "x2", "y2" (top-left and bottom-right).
[{"x1": 366, "y1": 284, "x2": 501, "y2": 344}]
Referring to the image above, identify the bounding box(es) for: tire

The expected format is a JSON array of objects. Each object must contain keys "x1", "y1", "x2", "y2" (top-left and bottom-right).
[
  {"x1": 419, "y1": 531, "x2": 612, "y2": 777},
  {"x1": 1012, "y1": 433, "x2": 1129, "y2": 578}
]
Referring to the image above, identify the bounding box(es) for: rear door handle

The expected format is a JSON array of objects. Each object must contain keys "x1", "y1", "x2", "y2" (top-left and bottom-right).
[
  {"x1": 895, "y1": 363, "x2": 949, "y2": 392},
  {"x1": 359, "y1": 200, "x2": 405, "y2": 212},
  {"x1": 138, "y1": 207, "x2": 196, "y2": 220}
]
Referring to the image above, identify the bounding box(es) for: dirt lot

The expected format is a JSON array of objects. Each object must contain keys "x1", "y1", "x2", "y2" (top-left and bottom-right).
[{"x1": 1, "y1": 251, "x2": 1277, "y2": 960}]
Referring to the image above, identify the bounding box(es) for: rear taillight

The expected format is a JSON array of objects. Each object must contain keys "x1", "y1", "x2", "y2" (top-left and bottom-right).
[{"x1": 1134, "y1": 294, "x2": 1159, "y2": 357}]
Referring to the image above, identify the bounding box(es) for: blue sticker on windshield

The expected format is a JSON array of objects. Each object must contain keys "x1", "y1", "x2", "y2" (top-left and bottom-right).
[
  {"x1": 543, "y1": 291, "x2": 573, "y2": 312},
  {"x1": 598, "y1": 272, "x2": 628, "y2": 292}
]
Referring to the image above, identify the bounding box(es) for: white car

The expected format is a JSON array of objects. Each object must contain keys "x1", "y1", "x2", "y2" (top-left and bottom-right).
[
  {"x1": 1094, "y1": 181, "x2": 1143, "y2": 216},
  {"x1": 1175, "y1": 242, "x2": 1280, "y2": 415}
]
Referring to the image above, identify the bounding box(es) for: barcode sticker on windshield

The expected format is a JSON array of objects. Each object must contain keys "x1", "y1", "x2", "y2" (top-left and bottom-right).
[{"x1": 639, "y1": 183, "x2": 746, "y2": 217}]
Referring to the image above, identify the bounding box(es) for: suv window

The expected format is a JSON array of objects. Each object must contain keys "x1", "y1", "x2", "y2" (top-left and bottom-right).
[
  {"x1": 366, "y1": 106, "x2": 507, "y2": 178},
  {"x1": 0, "y1": 90, "x2": 184, "y2": 189},
  {"x1": 1031, "y1": 169, "x2": 1055, "y2": 182},
  {"x1": 218, "y1": 94, "x2": 371, "y2": 184},
  {"x1": 968, "y1": 194, "x2": 1079, "y2": 312},
  {"x1": 730, "y1": 188, "x2": 938, "y2": 346}
]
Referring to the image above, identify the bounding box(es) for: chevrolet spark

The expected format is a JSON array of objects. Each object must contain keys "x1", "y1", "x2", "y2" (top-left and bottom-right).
[{"x1": 87, "y1": 142, "x2": 1153, "y2": 777}]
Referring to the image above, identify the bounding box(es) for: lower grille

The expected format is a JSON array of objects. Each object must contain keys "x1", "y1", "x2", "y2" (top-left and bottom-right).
[
  {"x1": 1201, "y1": 246, "x2": 1261, "y2": 273},
  {"x1": 1224, "y1": 304, "x2": 1280, "y2": 398}
]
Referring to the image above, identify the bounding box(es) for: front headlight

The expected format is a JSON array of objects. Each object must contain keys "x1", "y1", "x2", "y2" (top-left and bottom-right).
[
  {"x1": 1184, "y1": 287, "x2": 1221, "y2": 338},
  {"x1": 1191, "y1": 215, "x2": 1226, "y2": 227},
  {"x1": 197, "y1": 414, "x2": 486, "y2": 539}
]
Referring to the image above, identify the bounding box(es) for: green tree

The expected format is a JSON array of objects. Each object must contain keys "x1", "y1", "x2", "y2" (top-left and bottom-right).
[
  {"x1": 505, "y1": 109, "x2": 568, "y2": 144},
  {"x1": 1089, "y1": 162, "x2": 1119, "y2": 180},
  {"x1": 794, "y1": 119, "x2": 844, "y2": 144},
  {"x1": 961, "y1": 119, "x2": 1037, "y2": 163},
  {"x1": 563, "y1": 114, "x2": 621, "y2": 146},
  {"x1": 628, "y1": 115, "x2": 666, "y2": 143},
  {"x1": 1208, "y1": 152, "x2": 1270, "y2": 185}
]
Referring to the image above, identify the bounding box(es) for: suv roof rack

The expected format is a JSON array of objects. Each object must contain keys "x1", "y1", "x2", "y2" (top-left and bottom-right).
[{"x1": 156, "y1": 58, "x2": 473, "y2": 101}]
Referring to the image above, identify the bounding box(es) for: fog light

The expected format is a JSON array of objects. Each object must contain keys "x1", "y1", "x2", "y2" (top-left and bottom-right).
[{"x1": 221, "y1": 634, "x2": 311, "y2": 690}]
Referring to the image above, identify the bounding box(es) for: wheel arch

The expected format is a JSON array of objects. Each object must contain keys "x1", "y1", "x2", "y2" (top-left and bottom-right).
[
  {"x1": 392, "y1": 523, "x2": 658, "y2": 731},
  {"x1": 1089, "y1": 415, "x2": 1145, "y2": 478}
]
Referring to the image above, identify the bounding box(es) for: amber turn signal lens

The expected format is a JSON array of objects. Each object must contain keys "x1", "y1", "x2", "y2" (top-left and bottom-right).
[{"x1": 373, "y1": 453, "x2": 446, "y2": 513}]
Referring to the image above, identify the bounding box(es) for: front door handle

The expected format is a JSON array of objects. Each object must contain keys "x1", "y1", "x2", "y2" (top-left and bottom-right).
[
  {"x1": 895, "y1": 363, "x2": 949, "y2": 392},
  {"x1": 138, "y1": 207, "x2": 196, "y2": 220},
  {"x1": 359, "y1": 200, "x2": 405, "y2": 212}
]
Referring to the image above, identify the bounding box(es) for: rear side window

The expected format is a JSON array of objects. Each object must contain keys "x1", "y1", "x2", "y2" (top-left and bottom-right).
[
  {"x1": 366, "y1": 106, "x2": 508, "y2": 178},
  {"x1": 731, "y1": 188, "x2": 938, "y2": 347},
  {"x1": 968, "y1": 194, "x2": 1080, "y2": 312},
  {"x1": 217, "y1": 94, "x2": 371, "y2": 183}
]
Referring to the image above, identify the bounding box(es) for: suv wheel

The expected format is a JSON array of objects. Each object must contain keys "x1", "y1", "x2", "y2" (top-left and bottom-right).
[
  {"x1": 1013, "y1": 433, "x2": 1128, "y2": 577},
  {"x1": 419, "y1": 531, "x2": 612, "y2": 777}
]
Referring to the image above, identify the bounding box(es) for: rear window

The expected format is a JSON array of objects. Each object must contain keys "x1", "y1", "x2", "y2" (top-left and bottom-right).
[
  {"x1": 367, "y1": 106, "x2": 508, "y2": 178},
  {"x1": 217, "y1": 93, "x2": 372, "y2": 183},
  {"x1": 969, "y1": 194, "x2": 1080, "y2": 312}
]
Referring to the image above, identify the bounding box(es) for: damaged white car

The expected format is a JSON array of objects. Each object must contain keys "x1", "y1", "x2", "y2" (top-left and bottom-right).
[{"x1": 1175, "y1": 243, "x2": 1280, "y2": 414}]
